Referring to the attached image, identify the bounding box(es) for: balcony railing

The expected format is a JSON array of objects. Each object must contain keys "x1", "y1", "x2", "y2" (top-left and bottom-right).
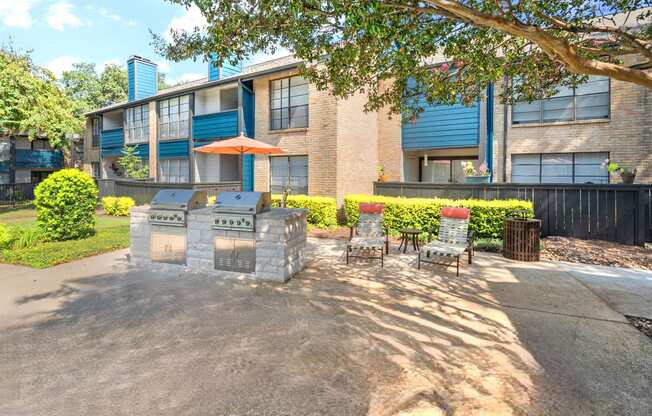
[{"x1": 15, "y1": 149, "x2": 63, "y2": 170}]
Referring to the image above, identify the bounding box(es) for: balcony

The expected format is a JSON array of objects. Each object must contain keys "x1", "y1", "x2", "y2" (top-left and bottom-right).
[
  {"x1": 15, "y1": 149, "x2": 63, "y2": 170},
  {"x1": 192, "y1": 110, "x2": 239, "y2": 147},
  {"x1": 100, "y1": 128, "x2": 125, "y2": 157}
]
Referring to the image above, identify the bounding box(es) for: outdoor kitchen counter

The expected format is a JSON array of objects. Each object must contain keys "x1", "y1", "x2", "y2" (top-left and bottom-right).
[{"x1": 130, "y1": 206, "x2": 308, "y2": 282}]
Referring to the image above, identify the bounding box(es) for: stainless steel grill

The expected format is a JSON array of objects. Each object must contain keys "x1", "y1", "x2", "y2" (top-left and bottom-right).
[
  {"x1": 148, "y1": 189, "x2": 207, "y2": 266},
  {"x1": 211, "y1": 191, "x2": 270, "y2": 232},
  {"x1": 148, "y1": 189, "x2": 207, "y2": 227}
]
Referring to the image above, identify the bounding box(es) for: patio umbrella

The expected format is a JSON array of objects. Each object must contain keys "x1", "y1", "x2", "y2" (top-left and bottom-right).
[{"x1": 194, "y1": 132, "x2": 284, "y2": 191}]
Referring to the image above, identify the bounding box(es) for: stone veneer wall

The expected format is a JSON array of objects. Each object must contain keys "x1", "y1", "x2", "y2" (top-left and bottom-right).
[{"x1": 129, "y1": 207, "x2": 307, "y2": 282}]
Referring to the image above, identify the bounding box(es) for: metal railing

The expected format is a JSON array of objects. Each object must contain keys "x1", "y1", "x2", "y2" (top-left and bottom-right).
[{"x1": 0, "y1": 183, "x2": 36, "y2": 207}]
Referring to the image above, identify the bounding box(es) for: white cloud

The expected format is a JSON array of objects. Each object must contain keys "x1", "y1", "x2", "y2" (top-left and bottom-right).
[
  {"x1": 0, "y1": 0, "x2": 38, "y2": 29},
  {"x1": 164, "y1": 5, "x2": 206, "y2": 42},
  {"x1": 101, "y1": 58, "x2": 123, "y2": 70},
  {"x1": 155, "y1": 60, "x2": 172, "y2": 74},
  {"x1": 45, "y1": 55, "x2": 81, "y2": 78},
  {"x1": 246, "y1": 48, "x2": 292, "y2": 65},
  {"x1": 168, "y1": 72, "x2": 205, "y2": 85},
  {"x1": 47, "y1": 2, "x2": 83, "y2": 31}
]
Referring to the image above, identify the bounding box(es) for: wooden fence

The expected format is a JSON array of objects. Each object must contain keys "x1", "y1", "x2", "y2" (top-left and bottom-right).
[
  {"x1": 98, "y1": 179, "x2": 241, "y2": 205},
  {"x1": 373, "y1": 182, "x2": 652, "y2": 246}
]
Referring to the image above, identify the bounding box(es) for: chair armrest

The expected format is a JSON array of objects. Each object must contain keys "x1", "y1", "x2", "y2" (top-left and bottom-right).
[
  {"x1": 428, "y1": 228, "x2": 436, "y2": 243},
  {"x1": 467, "y1": 230, "x2": 476, "y2": 245}
]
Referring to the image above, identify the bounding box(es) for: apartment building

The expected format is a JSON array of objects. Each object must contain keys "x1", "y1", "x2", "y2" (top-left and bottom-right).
[
  {"x1": 84, "y1": 52, "x2": 651, "y2": 201},
  {"x1": 0, "y1": 136, "x2": 65, "y2": 185}
]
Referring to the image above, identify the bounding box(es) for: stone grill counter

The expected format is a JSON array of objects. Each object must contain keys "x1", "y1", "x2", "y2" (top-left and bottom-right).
[{"x1": 130, "y1": 206, "x2": 307, "y2": 282}]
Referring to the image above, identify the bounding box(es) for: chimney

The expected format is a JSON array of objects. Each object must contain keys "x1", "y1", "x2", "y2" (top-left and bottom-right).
[
  {"x1": 127, "y1": 56, "x2": 158, "y2": 101},
  {"x1": 208, "y1": 54, "x2": 242, "y2": 81}
]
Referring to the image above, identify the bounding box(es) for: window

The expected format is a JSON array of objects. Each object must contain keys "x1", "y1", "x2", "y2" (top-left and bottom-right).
[
  {"x1": 159, "y1": 95, "x2": 190, "y2": 141},
  {"x1": 419, "y1": 157, "x2": 478, "y2": 183},
  {"x1": 511, "y1": 152, "x2": 609, "y2": 184},
  {"x1": 159, "y1": 158, "x2": 190, "y2": 183},
  {"x1": 32, "y1": 139, "x2": 51, "y2": 150},
  {"x1": 124, "y1": 105, "x2": 150, "y2": 144},
  {"x1": 92, "y1": 117, "x2": 100, "y2": 147},
  {"x1": 270, "y1": 156, "x2": 308, "y2": 194},
  {"x1": 270, "y1": 76, "x2": 308, "y2": 130},
  {"x1": 512, "y1": 76, "x2": 609, "y2": 124},
  {"x1": 220, "y1": 87, "x2": 238, "y2": 111},
  {"x1": 91, "y1": 162, "x2": 101, "y2": 179}
]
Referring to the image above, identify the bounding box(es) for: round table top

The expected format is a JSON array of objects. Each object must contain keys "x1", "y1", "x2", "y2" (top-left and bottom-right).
[{"x1": 399, "y1": 228, "x2": 421, "y2": 234}]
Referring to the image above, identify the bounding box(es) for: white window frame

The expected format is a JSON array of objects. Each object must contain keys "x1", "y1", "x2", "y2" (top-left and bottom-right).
[
  {"x1": 270, "y1": 76, "x2": 309, "y2": 130},
  {"x1": 512, "y1": 76, "x2": 610, "y2": 125},
  {"x1": 270, "y1": 155, "x2": 308, "y2": 194},
  {"x1": 159, "y1": 158, "x2": 190, "y2": 183},
  {"x1": 158, "y1": 95, "x2": 190, "y2": 141},
  {"x1": 124, "y1": 105, "x2": 150, "y2": 145}
]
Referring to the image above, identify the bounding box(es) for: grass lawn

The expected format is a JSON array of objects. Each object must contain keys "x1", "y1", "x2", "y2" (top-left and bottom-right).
[{"x1": 0, "y1": 208, "x2": 130, "y2": 269}]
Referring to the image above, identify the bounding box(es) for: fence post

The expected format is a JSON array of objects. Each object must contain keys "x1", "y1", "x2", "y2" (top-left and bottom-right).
[{"x1": 636, "y1": 188, "x2": 646, "y2": 246}]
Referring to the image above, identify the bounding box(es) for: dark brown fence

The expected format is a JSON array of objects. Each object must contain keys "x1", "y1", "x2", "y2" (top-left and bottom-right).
[
  {"x1": 374, "y1": 182, "x2": 652, "y2": 246},
  {"x1": 0, "y1": 183, "x2": 36, "y2": 207},
  {"x1": 97, "y1": 179, "x2": 241, "y2": 205}
]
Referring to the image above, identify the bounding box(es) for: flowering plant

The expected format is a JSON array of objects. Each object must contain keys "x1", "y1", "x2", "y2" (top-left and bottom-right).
[
  {"x1": 461, "y1": 161, "x2": 490, "y2": 177},
  {"x1": 603, "y1": 160, "x2": 636, "y2": 175}
]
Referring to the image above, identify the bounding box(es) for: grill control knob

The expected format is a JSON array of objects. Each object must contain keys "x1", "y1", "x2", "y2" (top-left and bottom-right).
[
  {"x1": 229, "y1": 220, "x2": 234, "y2": 225},
  {"x1": 157, "y1": 215, "x2": 162, "y2": 220},
  {"x1": 222, "y1": 219, "x2": 227, "y2": 224},
  {"x1": 236, "y1": 220, "x2": 241, "y2": 226},
  {"x1": 150, "y1": 214, "x2": 155, "y2": 219},
  {"x1": 245, "y1": 220, "x2": 251, "y2": 226}
]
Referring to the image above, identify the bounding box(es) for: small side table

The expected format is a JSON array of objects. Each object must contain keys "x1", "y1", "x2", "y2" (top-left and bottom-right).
[{"x1": 398, "y1": 228, "x2": 421, "y2": 253}]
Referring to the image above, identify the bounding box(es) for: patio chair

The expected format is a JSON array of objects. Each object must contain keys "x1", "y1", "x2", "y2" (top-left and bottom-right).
[
  {"x1": 346, "y1": 203, "x2": 389, "y2": 267},
  {"x1": 418, "y1": 207, "x2": 475, "y2": 276}
]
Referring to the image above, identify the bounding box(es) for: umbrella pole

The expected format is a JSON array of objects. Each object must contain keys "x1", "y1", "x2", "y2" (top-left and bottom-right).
[{"x1": 240, "y1": 151, "x2": 243, "y2": 192}]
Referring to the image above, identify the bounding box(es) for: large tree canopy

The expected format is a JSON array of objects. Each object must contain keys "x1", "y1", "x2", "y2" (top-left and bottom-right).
[
  {"x1": 0, "y1": 47, "x2": 81, "y2": 149},
  {"x1": 60, "y1": 63, "x2": 129, "y2": 117},
  {"x1": 154, "y1": 1, "x2": 651, "y2": 118}
]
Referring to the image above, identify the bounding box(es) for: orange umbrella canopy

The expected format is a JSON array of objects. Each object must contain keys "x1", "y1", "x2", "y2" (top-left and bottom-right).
[{"x1": 194, "y1": 133, "x2": 284, "y2": 155}]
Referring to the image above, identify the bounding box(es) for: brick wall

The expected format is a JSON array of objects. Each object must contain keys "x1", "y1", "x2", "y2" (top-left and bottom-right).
[
  {"x1": 377, "y1": 80, "x2": 403, "y2": 181},
  {"x1": 492, "y1": 75, "x2": 652, "y2": 184},
  {"x1": 252, "y1": 68, "x2": 338, "y2": 197},
  {"x1": 336, "y1": 91, "x2": 379, "y2": 204}
]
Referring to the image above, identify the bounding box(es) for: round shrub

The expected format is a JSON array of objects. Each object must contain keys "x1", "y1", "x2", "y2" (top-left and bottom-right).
[
  {"x1": 0, "y1": 223, "x2": 14, "y2": 250},
  {"x1": 34, "y1": 169, "x2": 98, "y2": 241},
  {"x1": 102, "y1": 196, "x2": 135, "y2": 216}
]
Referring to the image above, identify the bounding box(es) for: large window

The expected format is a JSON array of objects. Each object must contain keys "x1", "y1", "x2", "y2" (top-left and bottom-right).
[
  {"x1": 159, "y1": 158, "x2": 190, "y2": 183},
  {"x1": 92, "y1": 117, "x2": 100, "y2": 147},
  {"x1": 511, "y1": 152, "x2": 609, "y2": 184},
  {"x1": 159, "y1": 95, "x2": 190, "y2": 141},
  {"x1": 419, "y1": 157, "x2": 478, "y2": 183},
  {"x1": 124, "y1": 105, "x2": 149, "y2": 144},
  {"x1": 270, "y1": 76, "x2": 308, "y2": 130},
  {"x1": 512, "y1": 76, "x2": 609, "y2": 124},
  {"x1": 270, "y1": 156, "x2": 308, "y2": 194}
]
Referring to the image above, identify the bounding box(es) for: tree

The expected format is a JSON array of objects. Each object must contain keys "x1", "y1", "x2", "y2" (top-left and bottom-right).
[
  {"x1": 0, "y1": 47, "x2": 81, "y2": 149},
  {"x1": 117, "y1": 145, "x2": 149, "y2": 179},
  {"x1": 60, "y1": 63, "x2": 127, "y2": 117},
  {"x1": 154, "y1": 1, "x2": 652, "y2": 118}
]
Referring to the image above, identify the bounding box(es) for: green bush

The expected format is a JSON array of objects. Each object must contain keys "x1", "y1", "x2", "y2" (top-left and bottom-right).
[
  {"x1": 34, "y1": 169, "x2": 98, "y2": 241},
  {"x1": 475, "y1": 238, "x2": 503, "y2": 253},
  {"x1": 0, "y1": 224, "x2": 14, "y2": 250},
  {"x1": 10, "y1": 226, "x2": 44, "y2": 249},
  {"x1": 271, "y1": 195, "x2": 337, "y2": 228},
  {"x1": 102, "y1": 196, "x2": 136, "y2": 216},
  {"x1": 344, "y1": 194, "x2": 533, "y2": 239}
]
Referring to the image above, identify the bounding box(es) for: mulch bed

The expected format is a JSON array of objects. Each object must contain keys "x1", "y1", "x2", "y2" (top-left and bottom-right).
[
  {"x1": 625, "y1": 316, "x2": 652, "y2": 341},
  {"x1": 541, "y1": 236, "x2": 652, "y2": 271}
]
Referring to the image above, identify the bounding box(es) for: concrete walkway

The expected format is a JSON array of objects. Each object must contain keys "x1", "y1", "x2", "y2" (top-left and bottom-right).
[{"x1": 0, "y1": 240, "x2": 650, "y2": 415}]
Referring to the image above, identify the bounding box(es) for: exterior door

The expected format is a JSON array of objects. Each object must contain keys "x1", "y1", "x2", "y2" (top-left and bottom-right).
[{"x1": 422, "y1": 160, "x2": 450, "y2": 183}]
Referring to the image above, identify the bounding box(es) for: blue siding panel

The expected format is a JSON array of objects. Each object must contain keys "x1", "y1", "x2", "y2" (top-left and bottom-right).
[
  {"x1": 208, "y1": 61, "x2": 220, "y2": 81},
  {"x1": 100, "y1": 128, "x2": 124, "y2": 157},
  {"x1": 402, "y1": 100, "x2": 480, "y2": 150},
  {"x1": 242, "y1": 87, "x2": 255, "y2": 138},
  {"x1": 208, "y1": 54, "x2": 242, "y2": 81},
  {"x1": 0, "y1": 161, "x2": 10, "y2": 173},
  {"x1": 133, "y1": 143, "x2": 149, "y2": 159},
  {"x1": 159, "y1": 139, "x2": 189, "y2": 159},
  {"x1": 128, "y1": 58, "x2": 157, "y2": 101},
  {"x1": 192, "y1": 110, "x2": 239, "y2": 141},
  {"x1": 242, "y1": 155, "x2": 254, "y2": 191},
  {"x1": 15, "y1": 150, "x2": 63, "y2": 169}
]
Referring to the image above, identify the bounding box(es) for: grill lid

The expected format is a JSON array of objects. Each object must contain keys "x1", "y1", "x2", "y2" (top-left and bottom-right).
[
  {"x1": 213, "y1": 191, "x2": 269, "y2": 214},
  {"x1": 150, "y1": 189, "x2": 207, "y2": 211}
]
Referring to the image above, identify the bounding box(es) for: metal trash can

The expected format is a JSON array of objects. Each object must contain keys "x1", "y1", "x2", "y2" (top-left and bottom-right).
[{"x1": 503, "y1": 210, "x2": 541, "y2": 262}]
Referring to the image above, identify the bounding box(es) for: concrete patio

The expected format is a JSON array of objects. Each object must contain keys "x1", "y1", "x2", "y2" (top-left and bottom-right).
[{"x1": 0, "y1": 238, "x2": 650, "y2": 415}]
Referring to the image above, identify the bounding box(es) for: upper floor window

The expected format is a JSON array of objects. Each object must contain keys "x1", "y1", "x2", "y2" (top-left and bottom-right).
[
  {"x1": 512, "y1": 76, "x2": 609, "y2": 125},
  {"x1": 32, "y1": 139, "x2": 52, "y2": 151},
  {"x1": 124, "y1": 105, "x2": 149, "y2": 144},
  {"x1": 511, "y1": 152, "x2": 609, "y2": 184},
  {"x1": 92, "y1": 117, "x2": 100, "y2": 147},
  {"x1": 159, "y1": 95, "x2": 190, "y2": 141},
  {"x1": 270, "y1": 76, "x2": 308, "y2": 130}
]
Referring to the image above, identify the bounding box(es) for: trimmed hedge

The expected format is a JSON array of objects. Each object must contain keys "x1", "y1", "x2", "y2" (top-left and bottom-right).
[
  {"x1": 34, "y1": 169, "x2": 98, "y2": 241},
  {"x1": 344, "y1": 194, "x2": 533, "y2": 239},
  {"x1": 271, "y1": 195, "x2": 337, "y2": 228},
  {"x1": 102, "y1": 196, "x2": 136, "y2": 216}
]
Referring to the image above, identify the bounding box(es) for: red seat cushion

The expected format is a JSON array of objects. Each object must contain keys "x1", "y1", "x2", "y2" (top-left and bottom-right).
[
  {"x1": 441, "y1": 207, "x2": 470, "y2": 220},
  {"x1": 359, "y1": 203, "x2": 384, "y2": 214}
]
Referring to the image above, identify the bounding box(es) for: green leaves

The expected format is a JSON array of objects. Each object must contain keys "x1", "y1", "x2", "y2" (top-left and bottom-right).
[
  {"x1": 271, "y1": 195, "x2": 338, "y2": 228},
  {"x1": 117, "y1": 145, "x2": 149, "y2": 180}
]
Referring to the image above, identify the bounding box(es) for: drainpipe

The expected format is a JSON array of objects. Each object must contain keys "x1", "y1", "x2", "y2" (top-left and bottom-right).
[{"x1": 502, "y1": 75, "x2": 509, "y2": 183}]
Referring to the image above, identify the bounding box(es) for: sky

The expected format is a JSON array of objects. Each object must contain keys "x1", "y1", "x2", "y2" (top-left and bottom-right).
[{"x1": 0, "y1": 0, "x2": 288, "y2": 84}]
